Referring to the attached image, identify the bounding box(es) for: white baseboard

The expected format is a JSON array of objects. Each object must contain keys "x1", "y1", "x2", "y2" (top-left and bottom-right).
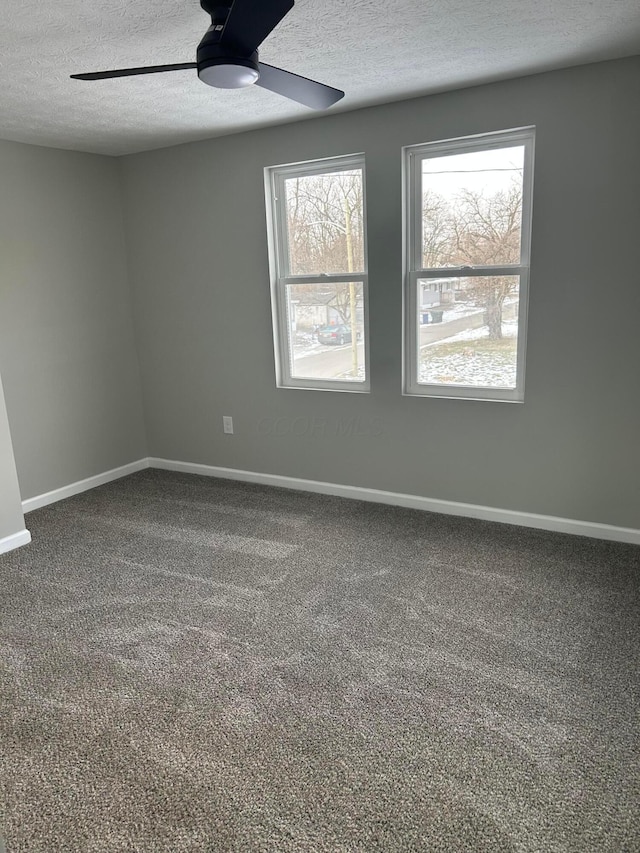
[
  {"x1": 149, "y1": 457, "x2": 640, "y2": 546},
  {"x1": 22, "y1": 459, "x2": 149, "y2": 514},
  {"x1": 0, "y1": 528, "x2": 32, "y2": 556},
  {"x1": 18, "y1": 455, "x2": 640, "y2": 546}
]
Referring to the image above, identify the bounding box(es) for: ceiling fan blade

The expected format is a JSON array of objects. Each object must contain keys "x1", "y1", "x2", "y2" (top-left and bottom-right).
[
  {"x1": 71, "y1": 63, "x2": 197, "y2": 81},
  {"x1": 221, "y1": 0, "x2": 294, "y2": 55},
  {"x1": 256, "y1": 63, "x2": 344, "y2": 110}
]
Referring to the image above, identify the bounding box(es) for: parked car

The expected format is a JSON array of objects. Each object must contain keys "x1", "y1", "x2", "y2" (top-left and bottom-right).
[{"x1": 317, "y1": 324, "x2": 353, "y2": 345}]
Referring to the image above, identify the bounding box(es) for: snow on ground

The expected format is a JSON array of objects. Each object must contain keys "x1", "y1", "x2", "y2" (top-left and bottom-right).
[
  {"x1": 336, "y1": 364, "x2": 366, "y2": 382},
  {"x1": 421, "y1": 295, "x2": 518, "y2": 324},
  {"x1": 291, "y1": 332, "x2": 327, "y2": 358},
  {"x1": 420, "y1": 303, "x2": 478, "y2": 323},
  {"x1": 420, "y1": 320, "x2": 519, "y2": 388},
  {"x1": 434, "y1": 319, "x2": 519, "y2": 346},
  {"x1": 420, "y1": 349, "x2": 517, "y2": 387}
]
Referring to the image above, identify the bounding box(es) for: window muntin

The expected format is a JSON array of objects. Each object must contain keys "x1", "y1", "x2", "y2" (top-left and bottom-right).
[
  {"x1": 267, "y1": 156, "x2": 369, "y2": 391},
  {"x1": 405, "y1": 129, "x2": 534, "y2": 402}
]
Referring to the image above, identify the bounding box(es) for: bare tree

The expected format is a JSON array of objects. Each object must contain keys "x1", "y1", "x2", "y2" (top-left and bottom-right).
[
  {"x1": 452, "y1": 185, "x2": 521, "y2": 339},
  {"x1": 286, "y1": 171, "x2": 364, "y2": 279},
  {"x1": 422, "y1": 190, "x2": 456, "y2": 268},
  {"x1": 422, "y1": 181, "x2": 522, "y2": 339}
]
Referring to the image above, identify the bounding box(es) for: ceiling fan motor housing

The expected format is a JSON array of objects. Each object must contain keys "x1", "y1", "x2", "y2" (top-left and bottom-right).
[{"x1": 196, "y1": 21, "x2": 260, "y2": 88}]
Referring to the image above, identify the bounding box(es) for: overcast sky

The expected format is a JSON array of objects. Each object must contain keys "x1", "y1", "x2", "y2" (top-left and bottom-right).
[{"x1": 422, "y1": 146, "x2": 524, "y2": 199}]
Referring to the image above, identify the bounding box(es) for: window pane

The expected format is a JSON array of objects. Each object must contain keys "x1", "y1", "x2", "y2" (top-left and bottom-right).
[
  {"x1": 421, "y1": 146, "x2": 524, "y2": 268},
  {"x1": 417, "y1": 275, "x2": 520, "y2": 388},
  {"x1": 284, "y1": 170, "x2": 365, "y2": 276},
  {"x1": 285, "y1": 283, "x2": 366, "y2": 382}
]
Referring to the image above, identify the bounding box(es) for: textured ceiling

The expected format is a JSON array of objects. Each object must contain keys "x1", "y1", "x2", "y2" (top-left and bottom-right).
[{"x1": 1, "y1": 0, "x2": 639, "y2": 155}]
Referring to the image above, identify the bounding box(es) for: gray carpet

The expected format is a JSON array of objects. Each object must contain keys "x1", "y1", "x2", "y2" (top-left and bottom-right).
[{"x1": 1, "y1": 469, "x2": 639, "y2": 852}]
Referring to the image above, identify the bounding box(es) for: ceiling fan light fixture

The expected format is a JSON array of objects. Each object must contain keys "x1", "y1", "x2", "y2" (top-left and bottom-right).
[{"x1": 198, "y1": 60, "x2": 260, "y2": 89}]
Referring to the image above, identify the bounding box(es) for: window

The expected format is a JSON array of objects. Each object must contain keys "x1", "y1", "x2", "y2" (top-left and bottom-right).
[
  {"x1": 404, "y1": 128, "x2": 535, "y2": 401},
  {"x1": 266, "y1": 155, "x2": 369, "y2": 391}
]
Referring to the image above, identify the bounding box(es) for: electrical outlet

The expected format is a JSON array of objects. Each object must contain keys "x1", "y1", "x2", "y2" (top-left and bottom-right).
[{"x1": 223, "y1": 415, "x2": 234, "y2": 435}]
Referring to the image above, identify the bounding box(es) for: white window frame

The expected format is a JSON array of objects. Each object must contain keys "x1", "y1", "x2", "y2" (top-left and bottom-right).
[
  {"x1": 265, "y1": 154, "x2": 370, "y2": 392},
  {"x1": 403, "y1": 127, "x2": 535, "y2": 402}
]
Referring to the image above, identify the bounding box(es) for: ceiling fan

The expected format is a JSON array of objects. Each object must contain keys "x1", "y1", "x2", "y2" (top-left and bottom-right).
[{"x1": 71, "y1": 0, "x2": 345, "y2": 110}]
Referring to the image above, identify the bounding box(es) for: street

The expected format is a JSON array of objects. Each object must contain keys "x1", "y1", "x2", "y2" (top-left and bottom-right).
[{"x1": 293, "y1": 341, "x2": 365, "y2": 379}]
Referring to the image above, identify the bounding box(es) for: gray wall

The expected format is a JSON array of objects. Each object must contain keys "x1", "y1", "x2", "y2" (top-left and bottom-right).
[
  {"x1": 0, "y1": 140, "x2": 147, "y2": 501},
  {"x1": 0, "y1": 370, "x2": 26, "y2": 541},
  {"x1": 122, "y1": 57, "x2": 640, "y2": 529}
]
